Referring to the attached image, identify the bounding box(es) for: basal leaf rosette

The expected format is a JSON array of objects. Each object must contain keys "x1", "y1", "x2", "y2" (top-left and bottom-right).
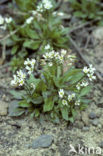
[{"x1": 10, "y1": 48, "x2": 96, "y2": 122}]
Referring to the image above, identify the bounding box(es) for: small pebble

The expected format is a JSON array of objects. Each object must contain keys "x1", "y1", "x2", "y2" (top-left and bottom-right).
[
  {"x1": 99, "y1": 141, "x2": 103, "y2": 148},
  {"x1": 92, "y1": 119, "x2": 99, "y2": 126},
  {"x1": 89, "y1": 112, "x2": 96, "y2": 119},
  {"x1": 82, "y1": 127, "x2": 89, "y2": 132}
]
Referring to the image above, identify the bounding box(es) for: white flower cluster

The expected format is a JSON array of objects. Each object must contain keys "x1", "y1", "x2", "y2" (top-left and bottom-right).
[
  {"x1": 43, "y1": 49, "x2": 67, "y2": 65},
  {"x1": 76, "y1": 80, "x2": 89, "y2": 90},
  {"x1": 11, "y1": 58, "x2": 36, "y2": 87},
  {"x1": 0, "y1": 15, "x2": 12, "y2": 30},
  {"x1": 83, "y1": 64, "x2": 96, "y2": 81},
  {"x1": 11, "y1": 70, "x2": 26, "y2": 87},
  {"x1": 32, "y1": 11, "x2": 43, "y2": 21},
  {"x1": 58, "y1": 89, "x2": 76, "y2": 106},
  {"x1": 37, "y1": 0, "x2": 53, "y2": 12},
  {"x1": 24, "y1": 58, "x2": 36, "y2": 75},
  {"x1": 75, "y1": 100, "x2": 80, "y2": 106},
  {"x1": 68, "y1": 93, "x2": 75, "y2": 102}
]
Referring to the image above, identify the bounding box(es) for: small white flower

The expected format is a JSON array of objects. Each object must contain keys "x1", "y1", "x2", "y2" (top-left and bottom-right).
[
  {"x1": 26, "y1": 66, "x2": 33, "y2": 75},
  {"x1": 81, "y1": 81, "x2": 89, "y2": 87},
  {"x1": 45, "y1": 44, "x2": 50, "y2": 50},
  {"x1": 61, "y1": 49, "x2": 67, "y2": 56},
  {"x1": 43, "y1": 0, "x2": 53, "y2": 10},
  {"x1": 57, "y1": 12, "x2": 64, "y2": 16},
  {"x1": 24, "y1": 58, "x2": 31, "y2": 65},
  {"x1": 32, "y1": 10, "x2": 38, "y2": 16},
  {"x1": 54, "y1": 52, "x2": 59, "y2": 59},
  {"x1": 75, "y1": 100, "x2": 80, "y2": 106},
  {"x1": 18, "y1": 79, "x2": 25, "y2": 86},
  {"x1": 76, "y1": 83, "x2": 81, "y2": 90},
  {"x1": 49, "y1": 51, "x2": 55, "y2": 58},
  {"x1": 48, "y1": 62, "x2": 53, "y2": 67},
  {"x1": 59, "y1": 89, "x2": 64, "y2": 98},
  {"x1": 52, "y1": 11, "x2": 57, "y2": 16},
  {"x1": 68, "y1": 93, "x2": 75, "y2": 102},
  {"x1": 26, "y1": 17, "x2": 34, "y2": 24},
  {"x1": 0, "y1": 15, "x2": 4, "y2": 25},
  {"x1": 17, "y1": 70, "x2": 26, "y2": 79},
  {"x1": 31, "y1": 59, "x2": 36, "y2": 67},
  {"x1": 37, "y1": 3, "x2": 43, "y2": 12},
  {"x1": 5, "y1": 17, "x2": 12, "y2": 23},
  {"x1": 62, "y1": 99, "x2": 68, "y2": 106},
  {"x1": 31, "y1": 83, "x2": 35, "y2": 89},
  {"x1": 88, "y1": 74, "x2": 96, "y2": 81},
  {"x1": 11, "y1": 80, "x2": 17, "y2": 86},
  {"x1": 11, "y1": 75, "x2": 18, "y2": 86},
  {"x1": 83, "y1": 67, "x2": 89, "y2": 74},
  {"x1": 0, "y1": 25, "x2": 6, "y2": 30},
  {"x1": 71, "y1": 93, "x2": 76, "y2": 98}
]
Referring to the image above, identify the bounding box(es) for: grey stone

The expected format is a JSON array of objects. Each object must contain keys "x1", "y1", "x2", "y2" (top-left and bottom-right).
[
  {"x1": 74, "y1": 121, "x2": 84, "y2": 129},
  {"x1": 81, "y1": 112, "x2": 89, "y2": 126},
  {"x1": 99, "y1": 141, "x2": 103, "y2": 148},
  {"x1": 92, "y1": 119, "x2": 99, "y2": 126},
  {"x1": 0, "y1": 100, "x2": 8, "y2": 116},
  {"x1": 89, "y1": 112, "x2": 97, "y2": 119},
  {"x1": 31, "y1": 135, "x2": 53, "y2": 149},
  {"x1": 82, "y1": 127, "x2": 89, "y2": 132}
]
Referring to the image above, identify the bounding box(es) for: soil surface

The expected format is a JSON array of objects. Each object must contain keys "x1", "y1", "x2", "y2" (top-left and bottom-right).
[
  {"x1": 0, "y1": 1, "x2": 103, "y2": 156},
  {"x1": 0, "y1": 36, "x2": 103, "y2": 156}
]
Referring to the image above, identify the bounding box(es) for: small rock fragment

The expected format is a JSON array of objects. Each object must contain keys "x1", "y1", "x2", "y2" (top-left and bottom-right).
[
  {"x1": 99, "y1": 141, "x2": 103, "y2": 148},
  {"x1": 89, "y1": 112, "x2": 97, "y2": 119},
  {"x1": 82, "y1": 112, "x2": 89, "y2": 126},
  {"x1": 31, "y1": 135, "x2": 53, "y2": 149},
  {"x1": 82, "y1": 127, "x2": 89, "y2": 132},
  {"x1": 92, "y1": 119, "x2": 99, "y2": 126},
  {"x1": 0, "y1": 100, "x2": 8, "y2": 116}
]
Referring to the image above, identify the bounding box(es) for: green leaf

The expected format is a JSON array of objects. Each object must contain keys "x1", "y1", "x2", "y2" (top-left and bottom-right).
[
  {"x1": 69, "y1": 117, "x2": 74, "y2": 123},
  {"x1": 34, "y1": 109, "x2": 40, "y2": 117},
  {"x1": 11, "y1": 45, "x2": 18, "y2": 55},
  {"x1": 61, "y1": 68, "x2": 82, "y2": 83},
  {"x1": 15, "y1": 0, "x2": 36, "y2": 11},
  {"x1": 32, "y1": 96, "x2": 43, "y2": 104},
  {"x1": 80, "y1": 86, "x2": 92, "y2": 97},
  {"x1": 9, "y1": 90, "x2": 26, "y2": 100},
  {"x1": 23, "y1": 40, "x2": 41, "y2": 50},
  {"x1": 8, "y1": 100, "x2": 25, "y2": 117},
  {"x1": 70, "y1": 72, "x2": 84, "y2": 84},
  {"x1": 61, "y1": 107, "x2": 69, "y2": 121},
  {"x1": 26, "y1": 28, "x2": 39, "y2": 39},
  {"x1": 43, "y1": 97, "x2": 54, "y2": 112},
  {"x1": 19, "y1": 100, "x2": 31, "y2": 108}
]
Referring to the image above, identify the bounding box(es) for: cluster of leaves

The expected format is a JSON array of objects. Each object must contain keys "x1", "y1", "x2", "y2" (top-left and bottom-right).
[
  {"x1": 6, "y1": 0, "x2": 69, "y2": 71},
  {"x1": 69, "y1": 0, "x2": 103, "y2": 25},
  {"x1": 10, "y1": 53, "x2": 92, "y2": 123}
]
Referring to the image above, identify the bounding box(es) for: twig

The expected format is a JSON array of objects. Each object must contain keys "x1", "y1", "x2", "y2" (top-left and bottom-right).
[
  {"x1": 0, "y1": 23, "x2": 26, "y2": 42},
  {"x1": 84, "y1": 35, "x2": 91, "y2": 49},
  {"x1": 69, "y1": 36, "x2": 103, "y2": 82},
  {"x1": 69, "y1": 20, "x2": 98, "y2": 34}
]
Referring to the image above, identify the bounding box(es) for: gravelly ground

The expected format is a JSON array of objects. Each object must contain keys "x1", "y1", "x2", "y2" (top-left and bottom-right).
[
  {"x1": 0, "y1": 27, "x2": 103, "y2": 156},
  {"x1": 0, "y1": 76, "x2": 103, "y2": 156}
]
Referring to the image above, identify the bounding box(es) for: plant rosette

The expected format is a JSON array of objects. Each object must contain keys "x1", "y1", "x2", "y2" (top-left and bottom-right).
[{"x1": 10, "y1": 48, "x2": 96, "y2": 123}]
